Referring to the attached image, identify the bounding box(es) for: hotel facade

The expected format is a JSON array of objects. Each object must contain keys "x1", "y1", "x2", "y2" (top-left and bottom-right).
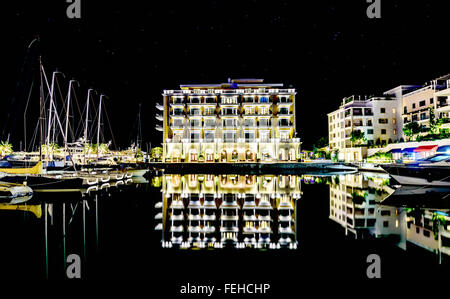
[{"x1": 156, "y1": 79, "x2": 301, "y2": 163}]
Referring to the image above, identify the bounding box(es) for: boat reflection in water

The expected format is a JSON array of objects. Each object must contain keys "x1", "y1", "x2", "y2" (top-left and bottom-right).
[
  {"x1": 329, "y1": 172, "x2": 450, "y2": 263},
  {"x1": 155, "y1": 174, "x2": 301, "y2": 250}
]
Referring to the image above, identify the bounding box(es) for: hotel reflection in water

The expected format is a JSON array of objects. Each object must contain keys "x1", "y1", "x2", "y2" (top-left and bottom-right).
[
  {"x1": 329, "y1": 173, "x2": 450, "y2": 262},
  {"x1": 155, "y1": 174, "x2": 301, "y2": 249}
]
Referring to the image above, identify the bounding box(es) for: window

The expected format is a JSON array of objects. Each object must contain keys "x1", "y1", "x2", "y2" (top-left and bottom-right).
[
  {"x1": 244, "y1": 132, "x2": 255, "y2": 141},
  {"x1": 259, "y1": 118, "x2": 270, "y2": 127},
  {"x1": 223, "y1": 119, "x2": 237, "y2": 127},
  {"x1": 393, "y1": 129, "x2": 397, "y2": 135},
  {"x1": 204, "y1": 108, "x2": 215, "y2": 116},
  {"x1": 259, "y1": 96, "x2": 269, "y2": 103},
  {"x1": 367, "y1": 129, "x2": 373, "y2": 135},
  {"x1": 378, "y1": 119, "x2": 388, "y2": 124},
  {"x1": 204, "y1": 118, "x2": 216, "y2": 127},
  {"x1": 190, "y1": 132, "x2": 200, "y2": 141},
  {"x1": 223, "y1": 132, "x2": 236, "y2": 142},
  {"x1": 222, "y1": 107, "x2": 236, "y2": 115},
  {"x1": 278, "y1": 107, "x2": 289, "y2": 115},
  {"x1": 243, "y1": 118, "x2": 255, "y2": 127},
  {"x1": 190, "y1": 97, "x2": 201, "y2": 104},
  {"x1": 392, "y1": 108, "x2": 396, "y2": 114},
  {"x1": 380, "y1": 107, "x2": 386, "y2": 113},
  {"x1": 278, "y1": 96, "x2": 289, "y2": 103},
  {"x1": 412, "y1": 103, "x2": 416, "y2": 109},
  {"x1": 190, "y1": 119, "x2": 201, "y2": 127},
  {"x1": 367, "y1": 120, "x2": 372, "y2": 126},
  {"x1": 204, "y1": 131, "x2": 214, "y2": 142},
  {"x1": 243, "y1": 96, "x2": 254, "y2": 103},
  {"x1": 430, "y1": 98, "x2": 434, "y2": 104},
  {"x1": 173, "y1": 108, "x2": 184, "y2": 116},
  {"x1": 423, "y1": 230, "x2": 431, "y2": 238},
  {"x1": 392, "y1": 119, "x2": 397, "y2": 125},
  {"x1": 380, "y1": 210, "x2": 391, "y2": 216},
  {"x1": 412, "y1": 114, "x2": 418, "y2": 121},
  {"x1": 172, "y1": 96, "x2": 184, "y2": 104},
  {"x1": 383, "y1": 221, "x2": 389, "y2": 228},
  {"x1": 190, "y1": 108, "x2": 201, "y2": 116},
  {"x1": 278, "y1": 119, "x2": 290, "y2": 127},
  {"x1": 419, "y1": 100, "x2": 426, "y2": 107},
  {"x1": 403, "y1": 106, "x2": 407, "y2": 114},
  {"x1": 381, "y1": 129, "x2": 386, "y2": 134},
  {"x1": 173, "y1": 119, "x2": 184, "y2": 127},
  {"x1": 420, "y1": 113, "x2": 427, "y2": 120},
  {"x1": 205, "y1": 96, "x2": 215, "y2": 104}
]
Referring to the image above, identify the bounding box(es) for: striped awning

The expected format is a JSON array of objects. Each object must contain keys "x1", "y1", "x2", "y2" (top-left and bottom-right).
[{"x1": 413, "y1": 145, "x2": 438, "y2": 152}]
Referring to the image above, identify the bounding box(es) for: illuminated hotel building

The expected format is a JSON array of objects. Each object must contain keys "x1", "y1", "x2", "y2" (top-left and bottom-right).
[
  {"x1": 154, "y1": 174, "x2": 301, "y2": 249},
  {"x1": 156, "y1": 79, "x2": 300, "y2": 162}
]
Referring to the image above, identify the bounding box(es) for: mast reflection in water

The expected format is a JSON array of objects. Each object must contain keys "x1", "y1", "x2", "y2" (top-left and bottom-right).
[{"x1": 155, "y1": 174, "x2": 301, "y2": 250}]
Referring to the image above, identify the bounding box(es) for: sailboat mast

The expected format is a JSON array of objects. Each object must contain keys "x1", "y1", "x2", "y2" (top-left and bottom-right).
[
  {"x1": 65, "y1": 80, "x2": 76, "y2": 150},
  {"x1": 39, "y1": 57, "x2": 45, "y2": 161},
  {"x1": 97, "y1": 94, "x2": 104, "y2": 159},
  {"x1": 84, "y1": 89, "x2": 93, "y2": 144},
  {"x1": 137, "y1": 103, "x2": 142, "y2": 150},
  {"x1": 46, "y1": 72, "x2": 56, "y2": 147}
]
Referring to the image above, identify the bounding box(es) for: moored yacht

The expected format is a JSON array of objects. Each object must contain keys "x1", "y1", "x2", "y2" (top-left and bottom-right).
[{"x1": 381, "y1": 153, "x2": 450, "y2": 186}]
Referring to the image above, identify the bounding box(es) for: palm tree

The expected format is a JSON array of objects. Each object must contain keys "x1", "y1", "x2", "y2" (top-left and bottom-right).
[
  {"x1": 40, "y1": 143, "x2": 61, "y2": 158},
  {"x1": 350, "y1": 130, "x2": 366, "y2": 146},
  {"x1": 0, "y1": 140, "x2": 13, "y2": 157}
]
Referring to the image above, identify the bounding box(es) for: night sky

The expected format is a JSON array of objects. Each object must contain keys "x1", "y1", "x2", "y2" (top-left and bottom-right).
[{"x1": 2, "y1": 0, "x2": 450, "y2": 150}]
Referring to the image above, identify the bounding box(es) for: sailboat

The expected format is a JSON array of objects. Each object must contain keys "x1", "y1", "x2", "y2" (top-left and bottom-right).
[{"x1": 0, "y1": 161, "x2": 42, "y2": 174}]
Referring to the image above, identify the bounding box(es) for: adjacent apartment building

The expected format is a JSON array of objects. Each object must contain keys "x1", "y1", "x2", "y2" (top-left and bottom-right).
[
  {"x1": 157, "y1": 79, "x2": 301, "y2": 163},
  {"x1": 328, "y1": 74, "x2": 450, "y2": 160},
  {"x1": 328, "y1": 95, "x2": 403, "y2": 150}
]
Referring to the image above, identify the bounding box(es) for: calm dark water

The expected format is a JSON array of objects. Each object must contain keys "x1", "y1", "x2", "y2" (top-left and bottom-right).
[{"x1": 1, "y1": 172, "x2": 450, "y2": 284}]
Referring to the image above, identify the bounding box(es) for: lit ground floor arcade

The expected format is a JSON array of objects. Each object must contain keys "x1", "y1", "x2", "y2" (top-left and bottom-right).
[{"x1": 163, "y1": 140, "x2": 301, "y2": 163}]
